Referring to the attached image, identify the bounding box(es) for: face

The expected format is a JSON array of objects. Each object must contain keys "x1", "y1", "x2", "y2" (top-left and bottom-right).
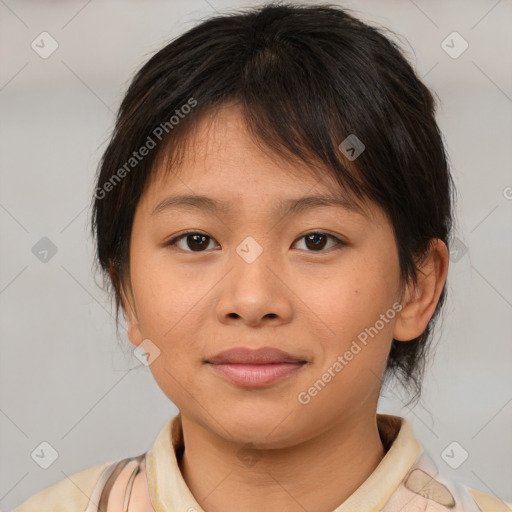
[{"x1": 122, "y1": 104, "x2": 406, "y2": 448}]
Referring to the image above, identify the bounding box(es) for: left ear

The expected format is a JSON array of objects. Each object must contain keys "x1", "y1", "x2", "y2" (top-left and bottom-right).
[{"x1": 393, "y1": 238, "x2": 449, "y2": 342}]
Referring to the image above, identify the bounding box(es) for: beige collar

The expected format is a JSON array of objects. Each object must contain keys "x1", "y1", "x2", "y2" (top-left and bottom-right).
[{"x1": 146, "y1": 412, "x2": 421, "y2": 512}]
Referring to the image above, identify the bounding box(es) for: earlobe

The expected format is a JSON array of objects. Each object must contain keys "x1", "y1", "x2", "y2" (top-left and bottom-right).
[
  {"x1": 119, "y1": 282, "x2": 144, "y2": 348},
  {"x1": 393, "y1": 239, "x2": 449, "y2": 342}
]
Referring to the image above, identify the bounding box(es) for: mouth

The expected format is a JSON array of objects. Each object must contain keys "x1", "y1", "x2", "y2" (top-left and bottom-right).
[{"x1": 205, "y1": 347, "x2": 307, "y2": 388}]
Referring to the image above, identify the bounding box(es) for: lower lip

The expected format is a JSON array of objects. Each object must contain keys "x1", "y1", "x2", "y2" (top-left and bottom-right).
[{"x1": 207, "y1": 362, "x2": 304, "y2": 387}]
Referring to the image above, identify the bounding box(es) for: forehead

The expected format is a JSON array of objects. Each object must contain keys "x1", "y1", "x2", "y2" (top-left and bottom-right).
[
  {"x1": 143, "y1": 104, "x2": 375, "y2": 221},
  {"x1": 154, "y1": 104, "x2": 328, "y2": 182}
]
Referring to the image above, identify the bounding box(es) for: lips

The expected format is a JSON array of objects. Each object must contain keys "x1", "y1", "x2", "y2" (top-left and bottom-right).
[
  {"x1": 206, "y1": 347, "x2": 306, "y2": 365},
  {"x1": 205, "y1": 347, "x2": 307, "y2": 388}
]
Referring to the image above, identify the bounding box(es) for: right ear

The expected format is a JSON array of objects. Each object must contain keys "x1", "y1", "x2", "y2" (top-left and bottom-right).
[
  {"x1": 120, "y1": 283, "x2": 144, "y2": 347},
  {"x1": 111, "y1": 261, "x2": 144, "y2": 348}
]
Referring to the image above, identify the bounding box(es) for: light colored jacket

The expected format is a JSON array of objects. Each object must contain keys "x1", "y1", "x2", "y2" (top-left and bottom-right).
[{"x1": 13, "y1": 413, "x2": 512, "y2": 512}]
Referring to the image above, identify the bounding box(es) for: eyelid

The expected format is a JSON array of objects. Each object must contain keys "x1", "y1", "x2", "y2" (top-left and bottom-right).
[{"x1": 165, "y1": 230, "x2": 346, "y2": 253}]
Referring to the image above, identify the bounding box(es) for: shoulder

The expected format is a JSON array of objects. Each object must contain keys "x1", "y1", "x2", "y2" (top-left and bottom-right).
[
  {"x1": 12, "y1": 455, "x2": 142, "y2": 512},
  {"x1": 468, "y1": 487, "x2": 512, "y2": 512}
]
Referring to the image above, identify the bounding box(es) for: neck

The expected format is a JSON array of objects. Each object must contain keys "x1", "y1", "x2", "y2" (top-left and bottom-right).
[{"x1": 178, "y1": 413, "x2": 386, "y2": 512}]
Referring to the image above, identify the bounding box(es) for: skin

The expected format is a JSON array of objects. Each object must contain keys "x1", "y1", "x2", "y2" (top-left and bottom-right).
[{"x1": 120, "y1": 104, "x2": 449, "y2": 512}]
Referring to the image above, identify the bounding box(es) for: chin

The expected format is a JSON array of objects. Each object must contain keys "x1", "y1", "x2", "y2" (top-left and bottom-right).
[{"x1": 216, "y1": 404, "x2": 306, "y2": 448}]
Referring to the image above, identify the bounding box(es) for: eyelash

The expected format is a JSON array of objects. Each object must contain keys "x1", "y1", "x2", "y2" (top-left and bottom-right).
[{"x1": 165, "y1": 230, "x2": 346, "y2": 253}]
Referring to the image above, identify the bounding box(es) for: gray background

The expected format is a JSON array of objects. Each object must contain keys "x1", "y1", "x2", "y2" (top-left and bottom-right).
[{"x1": 1, "y1": 0, "x2": 511, "y2": 510}]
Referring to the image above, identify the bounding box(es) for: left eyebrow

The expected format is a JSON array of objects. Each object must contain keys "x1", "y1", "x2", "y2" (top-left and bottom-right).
[
  {"x1": 278, "y1": 194, "x2": 368, "y2": 218},
  {"x1": 151, "y1": 193, "x2": 368, "y2": 218}
]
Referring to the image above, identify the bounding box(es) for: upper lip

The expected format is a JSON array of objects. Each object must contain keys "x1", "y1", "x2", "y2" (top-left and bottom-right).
[{"x1": 206, "y1": 347, "x2": 306, "y2": 365}]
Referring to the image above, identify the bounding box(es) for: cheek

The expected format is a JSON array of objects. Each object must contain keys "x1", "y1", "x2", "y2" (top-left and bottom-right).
[
  {"x1": 300, "y1": 259, "x2": 398, "y2": 407},
  {"x1": 129, "y1": 247, "x2": 209, "y2": 384},
  {"x1": 307, "y1": 255, "x2": 399, "y2": 341},
  {"x1": 132, "y1": 254, "x2": 205, "y2": 403},
  {"x1": 131, "y1": 242, "x2": 199, "y2": 331}
]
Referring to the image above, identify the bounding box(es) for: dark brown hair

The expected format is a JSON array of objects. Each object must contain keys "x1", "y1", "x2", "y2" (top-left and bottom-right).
[{"x1": 90, "y1": 2, "x2": 455, "y2": 402}]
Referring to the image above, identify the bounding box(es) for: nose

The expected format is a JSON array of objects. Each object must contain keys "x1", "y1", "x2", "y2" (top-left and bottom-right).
[{"x1": 215, "y1": 240, "x2": 293, "y2": 328}]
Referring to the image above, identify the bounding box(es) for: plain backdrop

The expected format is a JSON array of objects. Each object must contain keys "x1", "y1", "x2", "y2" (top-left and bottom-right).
[{"x1": 1, "y1": 0, "x2": 511, "y2": 510}]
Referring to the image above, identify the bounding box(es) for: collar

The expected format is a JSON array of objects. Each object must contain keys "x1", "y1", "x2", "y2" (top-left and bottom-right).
[{"x1": 146, "y1": 412, "x2": 421, "y2": 512}]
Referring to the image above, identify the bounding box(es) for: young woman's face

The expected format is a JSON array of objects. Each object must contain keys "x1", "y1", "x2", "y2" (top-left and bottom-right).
[{"x1": 124, "y1": 104, "x2": 405, "y2": 447}]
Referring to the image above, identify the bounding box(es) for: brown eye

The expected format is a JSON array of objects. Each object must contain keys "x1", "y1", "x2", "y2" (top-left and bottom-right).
[
  {"x1": 293, "y1": 232, "x2": 344, "y2": 252},
  {"x1": 305, "y1": 233, "x2": 328, "y2": 250},
  {"x1": 167, "y1": 232, "x2": 218, "y2": 252},
  {"x1": 166, "y1": 231, "x2": 344, "y2": 253}
]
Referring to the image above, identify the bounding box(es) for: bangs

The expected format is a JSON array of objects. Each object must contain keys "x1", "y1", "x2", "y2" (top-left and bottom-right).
[{"x1": 150, "y1": 97, "x2": 372, "y2": 222}]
